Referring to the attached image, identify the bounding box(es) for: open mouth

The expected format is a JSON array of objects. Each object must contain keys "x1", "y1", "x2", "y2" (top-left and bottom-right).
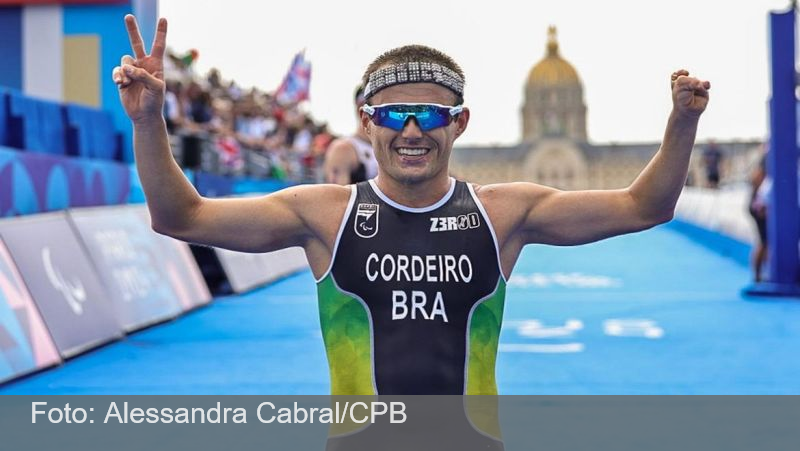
[{"x1": 395, "y1": 147, "x2": 431, "y2": 157}]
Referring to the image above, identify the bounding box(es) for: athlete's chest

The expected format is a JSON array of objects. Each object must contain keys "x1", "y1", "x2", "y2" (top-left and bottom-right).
[
  {"x1": 331, "y1": 183, "x2": 500, "y2": 324},
  {"x1": 344, "y1": 189, "x2": 490, "y2": 258}
]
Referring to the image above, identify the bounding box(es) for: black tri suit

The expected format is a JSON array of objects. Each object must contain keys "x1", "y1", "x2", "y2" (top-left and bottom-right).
[{"x1": 317, "y1": 178, "x2": 507, "y2": 449}]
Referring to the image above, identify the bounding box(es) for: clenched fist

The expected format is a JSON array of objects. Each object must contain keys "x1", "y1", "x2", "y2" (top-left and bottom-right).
[{"x1": 670, "y1": 69, "x2": 710, "y2": 119}]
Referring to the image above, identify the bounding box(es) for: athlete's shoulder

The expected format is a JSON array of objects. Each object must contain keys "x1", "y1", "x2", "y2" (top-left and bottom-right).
[
  {"x1": 276, "y1": 184, "x2": 353, "y2": 252},
  {"x1": 470, "y1": 181, "x2": 557, "y2": 245},
  {"x1": 272, "y1": 183, "x2": 352, "y2": 212},
  {"x1": 326, "y1": 137, "x2": 358, "y2": 159},
  {"x1": 472, "y1": 181, "x2": 554, "y2": 206}
]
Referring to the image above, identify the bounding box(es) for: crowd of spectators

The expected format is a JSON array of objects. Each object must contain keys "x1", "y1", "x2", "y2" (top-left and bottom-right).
[{"x1": 162, "y1": 49, "x2": 335, "y2": 182}]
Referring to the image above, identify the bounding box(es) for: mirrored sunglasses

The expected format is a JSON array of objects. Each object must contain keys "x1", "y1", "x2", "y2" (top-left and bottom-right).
[{"x1": 361, "y1": 103, "x2": 463, "y2": 131}]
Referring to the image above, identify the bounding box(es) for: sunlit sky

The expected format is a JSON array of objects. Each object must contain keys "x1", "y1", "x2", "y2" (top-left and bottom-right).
[{"x1": 158, "y1": 0, "x2": 795, "y2": 146}]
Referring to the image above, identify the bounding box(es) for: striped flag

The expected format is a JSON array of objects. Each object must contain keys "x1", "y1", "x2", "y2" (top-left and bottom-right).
[{"x1": 275, "y1": 50, "x2": 311, "y2": 105}]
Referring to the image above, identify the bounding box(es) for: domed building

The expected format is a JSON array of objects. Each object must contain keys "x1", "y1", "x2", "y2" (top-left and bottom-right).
[
  {"x1": 451, "y1": 27, "x2": 760, "y2": 190},
  {"x1": 522, "y1": 26, "x2": 587, "y2": 143}
]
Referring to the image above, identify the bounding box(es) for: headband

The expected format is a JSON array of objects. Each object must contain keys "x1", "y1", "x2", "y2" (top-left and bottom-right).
[{"x1": 363, "y1": 61, "x2": 464, "y2": 100}]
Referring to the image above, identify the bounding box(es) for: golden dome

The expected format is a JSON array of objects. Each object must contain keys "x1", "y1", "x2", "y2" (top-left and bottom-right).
[{"x1": 527, "y1": 26, "x2": 580, "y2": 87}]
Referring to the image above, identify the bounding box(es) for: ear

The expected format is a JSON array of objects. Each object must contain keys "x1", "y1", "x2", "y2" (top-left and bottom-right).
[
  {"x1": 360, "y1": 110, "x2": 372, "y2": 134},
  {"x1": 453, "y1": 107, "x2": 470, "y2": 139}
]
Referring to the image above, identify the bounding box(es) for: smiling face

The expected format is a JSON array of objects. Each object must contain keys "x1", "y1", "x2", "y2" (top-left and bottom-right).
[{"x1": 361, "y1": 83, "x2": 470, "y2": 185}]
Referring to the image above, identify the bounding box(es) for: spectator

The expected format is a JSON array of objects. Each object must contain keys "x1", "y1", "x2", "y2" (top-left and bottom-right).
[
  {"x1": 234, "y1": 103, "x2": 272, "y2": 149},
  {"x1": 207, "y1": 68, "x2": 222, "y2": 90},
  {"x1": 157, "y1": 45, "x2": 329, "y2": 181},
  {"x1": 227, "y1": 80, "x2": 242, "y2": 101},
  {"x1": 748, "y1": 147, "x2": 771, "y2": 282},
  {"x1": 292, "y1": 116, "x2": 315, "y2": 154},
  {"x1": 311, "y1": 123, "x2": 335, "y2": 160},
  {"x1": 163, "y1": 80, "x2": 185, "y2": 134},
  {"x1": 187, "y1": 83, "x2": 213, "y2": 125},
  {"x1": 702, "y1": 140, "x2": 724, "y2": 189}
]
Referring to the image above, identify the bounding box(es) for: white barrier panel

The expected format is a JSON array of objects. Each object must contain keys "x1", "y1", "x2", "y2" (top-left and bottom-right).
[
  {"x1": 214, "y1": 247, "x2": 309, "y2": 294},
  {"x1": 133, "y1": 206, "x2": 212, "y2": 311},
  {"x1": 68, "y1": 206, "x2": 184, "y2": 332},
  {"x1": 675, "y1": 186, "x2": 757, "y2": 244},
  {"x1": 0, "y1": 212, "x2": 122, "y2": 357},
  {"x1": 0, "y1": 239, "x2": 61, "y2": 383}
]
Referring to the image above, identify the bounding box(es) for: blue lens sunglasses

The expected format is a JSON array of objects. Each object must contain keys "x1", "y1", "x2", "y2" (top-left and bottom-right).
[{"x1": 361, "y1": 103, "x2": 464, "y2": 131}]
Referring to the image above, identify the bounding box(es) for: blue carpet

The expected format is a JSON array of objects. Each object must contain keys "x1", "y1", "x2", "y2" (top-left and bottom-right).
[{"x1": 3, "y1": 225, "x2": 799, "y2": 394}]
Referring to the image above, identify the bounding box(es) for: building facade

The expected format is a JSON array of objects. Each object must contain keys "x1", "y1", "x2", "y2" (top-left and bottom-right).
[{"x1": 451, "y1": 27, "x2": 761, "y2": 190}]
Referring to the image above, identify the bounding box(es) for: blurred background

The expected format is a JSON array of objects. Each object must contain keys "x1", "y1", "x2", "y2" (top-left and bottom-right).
[{"x1": 0, "y1": 0, "x2": 798, "y2": 394}]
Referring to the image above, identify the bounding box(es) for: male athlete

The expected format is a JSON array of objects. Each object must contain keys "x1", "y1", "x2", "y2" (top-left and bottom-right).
[
  {"x1": 114, "y1": 16, "x2": 710, "y2": 396},
  {"x1": 323, "y1": 85, "x2": 378, "y2": 184}
]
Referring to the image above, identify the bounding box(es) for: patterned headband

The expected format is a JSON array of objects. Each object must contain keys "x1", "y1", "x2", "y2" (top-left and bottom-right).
[{"x1": 363, "y1": 61, "x2": 465, "y2": 101}]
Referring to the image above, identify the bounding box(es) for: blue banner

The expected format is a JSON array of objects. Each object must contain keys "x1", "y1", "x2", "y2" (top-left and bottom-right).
[{"x1": 0, "y1": 146, "x2": 130, "y2": 217}]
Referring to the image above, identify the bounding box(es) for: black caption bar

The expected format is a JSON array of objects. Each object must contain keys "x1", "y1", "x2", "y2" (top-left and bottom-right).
[{"x1": 1, "y1": 396, "x2": 798, "y2": 451}]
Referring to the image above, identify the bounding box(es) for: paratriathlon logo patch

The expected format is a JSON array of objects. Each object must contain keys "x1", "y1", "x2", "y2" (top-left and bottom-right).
[{"x1": 355, "y1": 203, "x2": 379, "y2": 238}]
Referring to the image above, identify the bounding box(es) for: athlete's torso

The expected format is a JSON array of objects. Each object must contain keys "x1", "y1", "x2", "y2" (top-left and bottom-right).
[{"x1": 316, "y1": 178, "x2": 507, "y2": 395}]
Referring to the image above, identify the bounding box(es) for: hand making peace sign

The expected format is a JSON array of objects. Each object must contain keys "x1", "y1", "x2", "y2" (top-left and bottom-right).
[{"x1": 112, "y1": 15, "x2": 168, "y2": 124}]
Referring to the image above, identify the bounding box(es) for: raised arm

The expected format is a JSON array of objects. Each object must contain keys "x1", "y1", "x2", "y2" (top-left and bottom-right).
[
  {"x1": 626, "y1": 70, "x2": 710, "y2": 227},
  {"x1": 111, "y1": 15, "x2": 345, "y2": 257},
  {"x1": 481, "y1": 70, "x2": 710, "y2": 249}
]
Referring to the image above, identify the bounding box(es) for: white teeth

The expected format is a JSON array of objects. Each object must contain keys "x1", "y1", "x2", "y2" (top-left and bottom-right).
[{"x1": 397, "y1": 147, "x2": 429, "y2": 156}]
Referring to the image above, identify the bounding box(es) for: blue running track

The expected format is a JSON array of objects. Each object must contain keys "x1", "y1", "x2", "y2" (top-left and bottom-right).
[{"x1": 3, "y1": 224, "x2": 799, "y2": 394}]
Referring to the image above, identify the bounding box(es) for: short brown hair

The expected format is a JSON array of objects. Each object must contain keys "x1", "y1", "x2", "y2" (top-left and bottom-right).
[{"x1": 361, "y1": 44, "x2": 465, "y2": 104}]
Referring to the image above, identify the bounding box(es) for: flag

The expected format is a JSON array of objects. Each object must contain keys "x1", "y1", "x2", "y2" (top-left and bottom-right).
[{"x1": 275, "y1": 50, "x2": 311, "y2": 105}]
